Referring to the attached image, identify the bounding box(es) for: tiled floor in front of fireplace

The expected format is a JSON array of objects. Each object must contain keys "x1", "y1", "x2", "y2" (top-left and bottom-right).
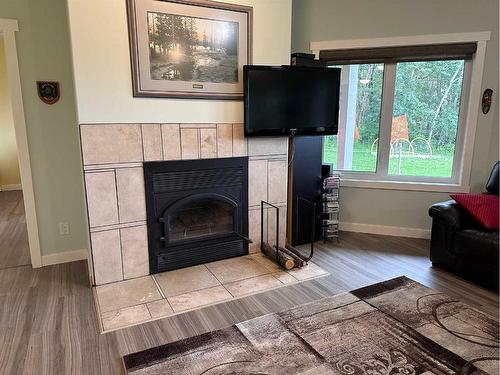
[{"x1": 93, "y1": 253, "x2": 329, "y2": 333}]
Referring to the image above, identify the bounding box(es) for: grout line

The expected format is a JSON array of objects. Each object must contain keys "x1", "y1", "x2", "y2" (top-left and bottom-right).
[
  {"x1": 223, "y1": 285, "x2": 235, "y2": 298},
  {"x1": 196, "y1": 128, "x2": 201, "y2": 159},
  {"x1": 152, "y1": 264, "x2": 227, "y2": 300},
  {"x1": 165, "y1": 283, "x2": 222, "y2": 299},
  {"x1": 113, "y1": 169, "x2": 121, "y2": 224},
  {"x1": 84, "y1": 163, "x2": 143, "y2": 171},
  {"x1": 151, "y1": 274, "x2": 166, "y2": 299},
  {"x1": 202, "y1": 264, "x2": 235, "y2": 297},
  {"x1": 284, "y1": 270, "x2": 300, "y2": 282},
  {"x1": 99, "y1": 300, "x2": 157, "y2": 317},
  {"x1": 159, "y1": 124, "x2": 165, "y2": 160},
  {"x1": 163, "y1": 296, "x2": 175, "y2": 315},
  {"x1": 113, "y1": 168, "x2": 125, "y2": 280},
  {"x1": 118, "y1": 228, "x2": 124, "y2": 280},
  {"x1": 204, "y1": 264, "x2": 223, "y2": 286},
  {"x1": 178, "y1": 124, "x2": 183, "y2": 160},
  {"x1": 139, "y1": 124, "x2": 145, "y2": 161},
  {"x1": 270, "y1": 273, "x2": 286, "y2": 285},
  {"x1": 90, "y1": 220, "x2": 147, "y2": 232},
  {"x1": 143, "y1": 302, "x2": 153, "y2": 319}
]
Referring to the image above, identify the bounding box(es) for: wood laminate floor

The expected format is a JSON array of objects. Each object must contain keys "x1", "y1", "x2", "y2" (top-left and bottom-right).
[
  {"x1": 0, "y1": 232, "x2": 497, "y2": 374},
  {"x1": 0, "y1": 191, "x2": 30, "y2": 269}
]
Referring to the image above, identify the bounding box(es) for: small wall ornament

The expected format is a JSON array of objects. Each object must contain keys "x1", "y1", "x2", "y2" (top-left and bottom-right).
[
  {"x1": 482, "y1": 88, "x2": 493, "y2": 114},
  {"x1": 37, "y1": 81, "x2": 60, "y2": 104}
]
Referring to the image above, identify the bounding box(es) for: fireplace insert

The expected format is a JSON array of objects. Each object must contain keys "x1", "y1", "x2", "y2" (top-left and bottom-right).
[{"x1": 144, "y1": 157, "x2": 248, "y2": 273}]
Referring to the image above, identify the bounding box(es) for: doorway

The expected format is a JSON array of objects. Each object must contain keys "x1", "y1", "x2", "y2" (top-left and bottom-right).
[
  {"x1": 0, "y1": 35, "x2": 30, "y2": 269},
  {"x1": 0, "y1": 20, "x2": 42, "y2": 268}
]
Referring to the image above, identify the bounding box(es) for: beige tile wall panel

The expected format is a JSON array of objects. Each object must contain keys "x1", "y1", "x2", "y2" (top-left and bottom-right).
[
  {"x1": 267, "y1": 205, "x2": 287, "y2": 248},
  {"x1": 116, "y1": 167, "x2": 146, "y2": 223},
  {"x1": 268, "y1": 160, "x2": 288, "y2": 204},
  {"x1": 216, "y1": 124, "x2": 233, "y2": 157},
  {"x1": 248, "y1": 136, "x2": 288, "y2": 157},
  {"x1": 80, "y1": 124, "x2": 143, "y2": 165},
  {"x1": 85, "y1": 171, "x2": 119, "y2": 227},
  {"x1": 180, "y1": 123, "x2": 216, "y2": 129},
  {"x1": 91, "y1": 230, "x2": 123, "y2": 285},
  {"x1": 200, "y1": 128, "x2": 217, "y2": 159},
  {"x1": 180, "y1": 128, "x2": 200, "y2": 160},
  {"x1": 248, "y1": 208, "x2": 267, "y2": 254},
  {"x1": 248, "y1": 159, "x2": 268, "y2": 207},
  {"x1": 141, "y1": 124, "x2": 162, "y2": 161},
  {"x1": 161, "y1": 124, "x2": 181, "y2": 160},
  {"x1": 120, "y1": 225, "x2": 149, "y2": 280},
  {"x1": 232, "y1": 124, "x2": 247, "y2": 157}
]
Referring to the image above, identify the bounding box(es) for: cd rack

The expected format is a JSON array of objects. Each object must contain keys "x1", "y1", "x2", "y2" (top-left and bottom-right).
[{"x1": 322, "y1": 173, "x2": 340, "y2": 241}]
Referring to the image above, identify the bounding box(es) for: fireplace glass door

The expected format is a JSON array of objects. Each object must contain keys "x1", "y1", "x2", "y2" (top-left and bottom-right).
[{"x1": 166, "y1": 197, "x2": 235, "y2": 243}]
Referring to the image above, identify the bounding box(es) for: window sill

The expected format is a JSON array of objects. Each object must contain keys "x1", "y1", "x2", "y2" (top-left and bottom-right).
[{"x1": 340, "y1": 178, "x2": 470, "y2": 193}]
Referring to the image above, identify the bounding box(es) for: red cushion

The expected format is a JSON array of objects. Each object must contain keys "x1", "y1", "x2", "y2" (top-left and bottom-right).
[{"x1": 450, "y1": 193, "x2": 499, "y2": 230}]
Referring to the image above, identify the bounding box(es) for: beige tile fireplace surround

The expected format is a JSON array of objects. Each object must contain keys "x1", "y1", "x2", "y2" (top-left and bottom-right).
[{"x1": 80, "y1": 123, "x2": 289, "y2": 286}]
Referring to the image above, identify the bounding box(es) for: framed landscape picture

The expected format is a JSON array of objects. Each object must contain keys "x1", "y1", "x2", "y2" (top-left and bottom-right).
[{"x1": 126, "y1": 0, "x2": 252, "y2": 99}]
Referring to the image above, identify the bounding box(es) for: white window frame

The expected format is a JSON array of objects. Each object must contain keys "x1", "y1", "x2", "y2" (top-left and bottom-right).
[{"x1": 311, "y1": 32, "x2": 491, "y2": 193}]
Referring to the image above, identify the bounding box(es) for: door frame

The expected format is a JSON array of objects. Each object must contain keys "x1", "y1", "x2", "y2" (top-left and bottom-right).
[{"x1": 1, "y1": 19, "x2": 42, "y2": 268}]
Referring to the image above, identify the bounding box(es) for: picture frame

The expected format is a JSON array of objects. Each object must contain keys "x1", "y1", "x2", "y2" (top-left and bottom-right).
[{"x1": 126, "y1": 0, "x2": 253, "y2": 100}]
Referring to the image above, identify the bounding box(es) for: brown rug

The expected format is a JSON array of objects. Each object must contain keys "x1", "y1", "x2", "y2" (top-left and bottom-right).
[{"x1": 122, "y1": 276, "x2": 499, "y2": 374}]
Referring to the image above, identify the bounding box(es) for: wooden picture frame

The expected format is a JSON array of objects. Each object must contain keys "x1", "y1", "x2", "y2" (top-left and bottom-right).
[{"x1": 126, "y1": 0, "x2": 253, "y2": 100}]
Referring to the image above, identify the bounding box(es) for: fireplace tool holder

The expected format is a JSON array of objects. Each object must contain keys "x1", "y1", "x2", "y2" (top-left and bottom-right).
[{"x1": 260, "y1": 200, "x2": 315, "y2": 270}]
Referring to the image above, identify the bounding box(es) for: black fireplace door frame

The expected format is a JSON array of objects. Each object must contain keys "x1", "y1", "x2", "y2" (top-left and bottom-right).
[
  {"x1": 160, "y1": 192, "x2": 240, "y2": 247},
  {"x1": 144, "y1": 157, "x2": 249, "y2": 274}
]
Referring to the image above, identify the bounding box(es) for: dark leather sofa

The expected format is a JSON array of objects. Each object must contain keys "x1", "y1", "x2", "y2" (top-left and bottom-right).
[{"x1": 428, "y1": 162, "x2": 499, "y2": 291}]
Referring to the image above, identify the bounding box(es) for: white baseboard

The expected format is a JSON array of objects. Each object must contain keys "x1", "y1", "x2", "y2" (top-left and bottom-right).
[
  {"x1": 0, "y1": 184, "x2": 22, "y2": 191},
  {"x1": 41, "y1": 248, "x2": 88, "y2": 266},
  {"x1": 340, "y1": 222, "x2": 431, "y2": 239}
]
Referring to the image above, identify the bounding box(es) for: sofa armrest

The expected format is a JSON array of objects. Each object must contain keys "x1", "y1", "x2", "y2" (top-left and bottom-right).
[{"x1": 428, "y1": 200, "x2": 462, "y2": 230}]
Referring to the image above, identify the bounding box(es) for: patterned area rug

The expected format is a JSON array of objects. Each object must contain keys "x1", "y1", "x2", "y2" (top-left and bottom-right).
[{"x1": 122, "y1": 276, "x2": 499, "y2": 374}]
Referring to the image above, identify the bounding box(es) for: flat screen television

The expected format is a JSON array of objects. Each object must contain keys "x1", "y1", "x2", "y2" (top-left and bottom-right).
[{"x1": 244, "y1": 65, "x2": 341, "y2": 137}]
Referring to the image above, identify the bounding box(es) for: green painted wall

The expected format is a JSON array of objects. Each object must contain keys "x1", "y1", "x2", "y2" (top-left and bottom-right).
[
  {"x1": 0, "y1": 0, "x2": 88, "y2": 255},
  {"x1": 292, "y1": 0, "x2": 499, "y2": 230}
]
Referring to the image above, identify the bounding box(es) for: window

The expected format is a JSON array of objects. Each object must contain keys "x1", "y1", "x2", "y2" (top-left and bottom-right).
[
  {"x1": 323, "y1": 63, "x2": 383, "y2": 173},
  {"x1": 320, "y1": 41, "x2": 477, "y2": 189},
  {"x1": 389, "y1": 60, "x2": 464, "y2": 178}
]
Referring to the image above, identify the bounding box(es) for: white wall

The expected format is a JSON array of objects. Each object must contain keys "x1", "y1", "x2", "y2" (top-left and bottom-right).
[{"x1": 67, "y1": 0, "x2": 292, "y2": 123}]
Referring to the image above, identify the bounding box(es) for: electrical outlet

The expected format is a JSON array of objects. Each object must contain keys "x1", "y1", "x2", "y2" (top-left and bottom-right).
[{"x1": 59, "y1": 222, "x2": 70, "y2": 236}]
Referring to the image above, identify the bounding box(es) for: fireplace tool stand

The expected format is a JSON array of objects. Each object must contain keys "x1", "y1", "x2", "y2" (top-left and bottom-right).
[{"x1": 260, "y1": 200, "x2": 315, "y2": 270}]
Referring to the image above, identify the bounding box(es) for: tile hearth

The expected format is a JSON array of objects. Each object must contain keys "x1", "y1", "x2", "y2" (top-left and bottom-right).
[{"x1": 94, "y1": 254, "x2": 329, "y2": 332}]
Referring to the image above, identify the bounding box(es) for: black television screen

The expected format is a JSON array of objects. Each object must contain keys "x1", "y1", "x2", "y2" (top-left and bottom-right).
[{"x1": 244, "y1": 65, "x2": 340, "y2": 137}]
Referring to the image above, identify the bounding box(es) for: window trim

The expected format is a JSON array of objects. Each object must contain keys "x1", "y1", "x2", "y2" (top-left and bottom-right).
[{"x1": 311, "y1": 32, "x2": 491, "y2": 192}]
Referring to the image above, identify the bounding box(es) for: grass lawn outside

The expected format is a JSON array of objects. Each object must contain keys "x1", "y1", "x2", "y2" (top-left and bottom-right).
[{"x1": 323, "y1": 140, "x2": 454, "y2": 178}]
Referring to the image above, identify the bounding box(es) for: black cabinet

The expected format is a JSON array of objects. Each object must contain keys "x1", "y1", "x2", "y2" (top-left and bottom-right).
[
  {"x1": 288, "y1": 136, "x2": 324, "y2": 246},
  {"x1": 287, "y1": 53, "x2": 326, "y2": 246}
]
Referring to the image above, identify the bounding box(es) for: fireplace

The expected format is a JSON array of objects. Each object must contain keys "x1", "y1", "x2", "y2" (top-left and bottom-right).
[{"x1": 144, "y1": 157, "x2": 248, "y2": 274}]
